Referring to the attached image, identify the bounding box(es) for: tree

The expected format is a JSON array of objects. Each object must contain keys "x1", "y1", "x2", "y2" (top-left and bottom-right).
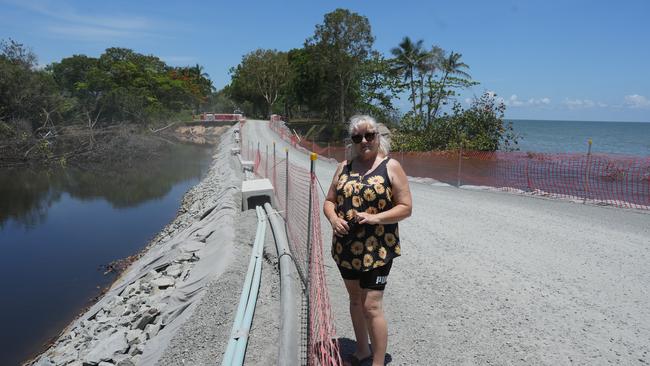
[
  {"x1": 50, "y1": 55, "x2": 108, "y2": 131},
  {"x1": 422, "y1": 46, "x2": 445, "y2": 123},
  {"x1": 390, "y1": 36, "x2": 424, "y2": 115},
  {"x1": 431, "y1": 51, "x2": 471, "y2": 119},
  {"x1": 228, "y1": 49, "x2": 288, "y2": 118},
  {"x1": 286, "y1": 47, "x2": 324, "y2": 117},
  {"x1": 0, "y1": 39, "x2": 63, "y2": 131},
  {"x1": 307, "y1": 8, "x2": 374, "y2": 124},
  {"x1": 357, "y1": 51, "x2": 401, "y2": 123}
]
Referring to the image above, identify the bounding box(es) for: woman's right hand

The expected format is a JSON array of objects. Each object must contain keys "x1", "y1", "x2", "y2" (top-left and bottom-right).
[{"x1": 330, "y1": 217, "x2": 350, "y2": 237}]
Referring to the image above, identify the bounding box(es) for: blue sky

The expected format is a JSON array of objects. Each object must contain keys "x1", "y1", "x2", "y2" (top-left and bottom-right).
[{"x1": 1, "y1": 0, "x2": 649, "y2": 122}]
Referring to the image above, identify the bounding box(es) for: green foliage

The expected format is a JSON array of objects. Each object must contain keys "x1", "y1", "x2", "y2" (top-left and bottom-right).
[
  {"x1": 0, "y1": 42, "x2": 214, "y2": 130},
  {"x1": 226, "y1": 9, "x2": 400, "y2": 124},
  {"x1": 306, "y1": 8, "x2": 375, "y2": 124},
  {"x1": 202, "y1": 88, "x2": 236, "y2": 113},
  {"x1": 227, "y1": 49, "x2": 288, "y2": 118},
  {"x1": 0, "y1": 121, "x2": 15, "y2": 138},
  {"x1": 0, "y1": 39, "x2": 63, "y2": 131},
  {"x1": 390, "y1": 36, "x2": 425, "y2": 114},
  {"x1": 392, "y1": 92, "x2": 518, "y2": 152}
]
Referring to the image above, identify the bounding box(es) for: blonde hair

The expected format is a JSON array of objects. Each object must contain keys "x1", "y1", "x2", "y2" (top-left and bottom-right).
[{"x1": 347, "y1": 115, "x2": 390, "y2": 160}]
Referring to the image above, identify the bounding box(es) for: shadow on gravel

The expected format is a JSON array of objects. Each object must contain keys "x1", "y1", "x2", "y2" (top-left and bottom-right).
[{"x1": 336, "y1": 337, "x2": 393, "y2": 365}]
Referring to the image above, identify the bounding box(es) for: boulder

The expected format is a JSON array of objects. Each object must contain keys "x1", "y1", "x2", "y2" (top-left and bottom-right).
[
  {"x1": 33, "y1": 357, "x2": 55, "y2": 366},
  {"x1": 134, "y1": 313, "x2": 155, "y2": 330},
  {"x1": 151, "y1": 276, "x2": 175, "y2": 289},
  {"x1": 125, "y1": 330, "x2": 141, "y2": 346},
  {"x1": 145, "y1": 323, "x2": 161, "y2": 339},
  {"x1": 109, "y1": 305, "x2": 126, "y2": 318},
  {"x1": 128, "y1": 344, "x2": 144, "y2": 356},
  {"x1": 165, "y1": 264, "x2": 182, "y2": 277},
  {"x1": 84, "y1": 331, "x2": 128, "y2": 364}
]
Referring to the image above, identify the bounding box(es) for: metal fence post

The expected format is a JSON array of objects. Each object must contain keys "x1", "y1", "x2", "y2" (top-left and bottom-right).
[
  {"x1": 457, "y1": 144, "x2": 463, "y2": 188},
  {"x1": 266, "y1": 144, "x2": 269, "y2": 178},
  {"x1": 583, "y1": 138, "x2": 592, "y2": 204},
  {"x1": 305, "y1": 152, "x2": 317, "y2": 366},
  {"x1": 273, "y1": 142, "x2": 276, "y2": 189},
  {"x1": 285, "y1": 148, "x2": 289, "y2": 220}
]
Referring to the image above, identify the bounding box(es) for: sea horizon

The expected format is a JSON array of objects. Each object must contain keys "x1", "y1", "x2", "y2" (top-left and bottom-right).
[
  {"x1": 506, "y1": 118, "x2": 650, "y2": 124},
  {"x1": 505, "y1": 119, "x2": 650, "y2": 156}
]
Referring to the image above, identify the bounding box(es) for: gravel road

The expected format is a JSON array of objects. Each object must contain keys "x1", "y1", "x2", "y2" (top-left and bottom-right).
[{"x1": 243, "y1": 119, "x2": 650, "y2": 366}]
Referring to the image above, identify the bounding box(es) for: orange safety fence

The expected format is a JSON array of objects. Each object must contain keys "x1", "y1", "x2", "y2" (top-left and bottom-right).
[
  {"x1": 244, "y1": 120, "x2": 343, "y2": 365},
  {"x1": 269, "y1": 116, "x2": 650, "y2": 210},
  {"x1": 193, "y1": 113, "x2": 245, "y2": 122}
]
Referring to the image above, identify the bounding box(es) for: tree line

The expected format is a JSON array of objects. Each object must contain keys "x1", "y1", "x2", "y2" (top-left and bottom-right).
[
  {"x1": 1, "y1": 8, "x2": 518, "y2": 154},
  {"x1": 0, "y1": 39, "x2": 214, "y2": 139},
  {"x1": 225, "y1": 8, "x2": 517, "y2": 151}
]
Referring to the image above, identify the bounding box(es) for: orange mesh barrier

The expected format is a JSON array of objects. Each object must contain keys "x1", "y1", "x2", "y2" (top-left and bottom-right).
[
  {"x1": 250, "y1": 119, "x2": 343, "y2": 365},
  {"x1": 270, "y1": 118, "x2": 649, "y2": 210},
  {"x1": 396, "y1": 150, "x2": 650, "y2": 210}
]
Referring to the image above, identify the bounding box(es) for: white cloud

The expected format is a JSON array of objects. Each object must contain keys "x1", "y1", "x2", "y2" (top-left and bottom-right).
[
  {"x1": 624, "y1": 94, "x2": 650, "y2": 109},
  {"x1": 8, "y1": 0, "x2": 159, "y2": 41},
  {"x1": 563, "y1": 98, "x2": 597, "y2": 109},
  {"x1": 505, "y1": 94, "x2": 551, "y2": 107},
  {"x1": 47, "y1": 25, "x2": 135, "y2": 40},
  {"x1": 509, "y1": 94, "x2": 524, "y2": 106}
]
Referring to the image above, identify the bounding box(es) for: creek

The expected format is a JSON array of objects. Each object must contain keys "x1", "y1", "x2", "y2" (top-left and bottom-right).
[{"x1": 0, "y1": 143, "x2": 213, "y2": 365}]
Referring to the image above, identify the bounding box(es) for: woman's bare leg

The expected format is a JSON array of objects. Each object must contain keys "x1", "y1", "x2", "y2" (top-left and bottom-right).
[
  {"x1": 343, "y1": 279, "x2": 372, "y2": 360},
  {"x1": 362, "y1": 289, "x2": 387, "y2": 366}
]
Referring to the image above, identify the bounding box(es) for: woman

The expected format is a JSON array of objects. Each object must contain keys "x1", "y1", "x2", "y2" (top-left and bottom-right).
[{"x1": 324, "y1": 115, "x2": 412, "y2": 366}]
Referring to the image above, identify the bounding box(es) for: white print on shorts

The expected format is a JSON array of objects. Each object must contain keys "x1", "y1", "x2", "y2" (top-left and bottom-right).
[{"x1": 375, "y1": 276, "x2": 387, "y2": 285}]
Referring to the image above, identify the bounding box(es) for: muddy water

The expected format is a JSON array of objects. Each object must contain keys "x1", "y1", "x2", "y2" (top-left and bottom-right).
[{"x1": 0, "y1": 143, "x2": 213, "y2": 365}]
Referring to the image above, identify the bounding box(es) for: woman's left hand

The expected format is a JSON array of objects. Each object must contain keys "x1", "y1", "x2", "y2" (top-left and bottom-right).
[{"x1": 355, "y1": 212, "x2": 380, "y2": 225}]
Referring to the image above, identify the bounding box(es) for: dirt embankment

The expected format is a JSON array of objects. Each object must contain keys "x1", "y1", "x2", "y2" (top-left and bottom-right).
[{"x1": 0, "y1": 124, "x2": 227, "y2": 168}]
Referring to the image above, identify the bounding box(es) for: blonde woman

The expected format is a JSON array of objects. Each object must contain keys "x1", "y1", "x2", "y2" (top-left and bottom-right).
[{"x1": 324, "y1": 115, "x2": 412, "y2": 366}]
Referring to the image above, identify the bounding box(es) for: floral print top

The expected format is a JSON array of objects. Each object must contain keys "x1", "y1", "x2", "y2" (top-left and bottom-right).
[{"x1": 332, "y1": 157, "x2": 401, "y2": 272}]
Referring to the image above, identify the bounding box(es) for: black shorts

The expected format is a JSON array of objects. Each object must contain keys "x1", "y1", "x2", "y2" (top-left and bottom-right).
[{"x1": 337, "y1": 260, "x2": 393, "y2": 290}]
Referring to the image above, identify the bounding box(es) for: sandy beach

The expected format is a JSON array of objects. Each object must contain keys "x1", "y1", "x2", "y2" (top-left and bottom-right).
[{"x1": 32, "y1": 120, "x2": 649, "y2": 365}]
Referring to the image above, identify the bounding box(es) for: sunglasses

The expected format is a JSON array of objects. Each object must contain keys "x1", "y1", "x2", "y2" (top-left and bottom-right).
[{"x1": 351, "y1": 132, "x2": 377, "y2": 144}]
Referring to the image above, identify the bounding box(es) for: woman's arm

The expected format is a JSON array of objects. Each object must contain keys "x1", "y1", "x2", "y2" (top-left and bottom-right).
[
  {"x1": 356, "y1": 158, "x2": 412, "y2": 225},
  {"x1": 323, "y1": 161, "x2": 350, "y2": 236}
]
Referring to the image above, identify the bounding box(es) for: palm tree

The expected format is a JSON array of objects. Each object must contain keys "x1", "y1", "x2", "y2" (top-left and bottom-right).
[
  {"x1": 431, "y1": 51, "x2": 471, "y2": 119},
  {"x1": 187, "y1": 64, "x2": 212, "y2": 113},
  {"x1": 416, "y1": 46, "x2": 444, "y2": 122},
  {"x1": 390, "y1": 36, "x2": 424, "y2": 115},
  {"x1": 424, "y1": 46, "x2": 445, "y2": 123}
]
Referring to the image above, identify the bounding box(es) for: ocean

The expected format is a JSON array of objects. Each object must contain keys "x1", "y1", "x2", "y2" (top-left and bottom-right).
[{"x1": 507, "y1": 120, "x2": 650, "y2": 156}]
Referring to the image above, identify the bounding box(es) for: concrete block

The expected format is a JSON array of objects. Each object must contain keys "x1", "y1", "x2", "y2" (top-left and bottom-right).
[
  {"x1": 231, "y1": 147, "x2": 241, "y2": 155},
  {"x1": 242, "y1": 179, "x2": 275, "y2": 210},
  {"x1": 239, "y1": 155, "x2": 254, "y2": 171}
]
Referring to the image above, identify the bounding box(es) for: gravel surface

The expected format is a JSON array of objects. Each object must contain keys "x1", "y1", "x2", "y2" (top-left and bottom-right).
[
  {"x1": 243, "y1": 119, "x2": 650, "y2": 366},
  {"x1": 157, "y1": 209, "x2": 281, "y2": 366}
]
